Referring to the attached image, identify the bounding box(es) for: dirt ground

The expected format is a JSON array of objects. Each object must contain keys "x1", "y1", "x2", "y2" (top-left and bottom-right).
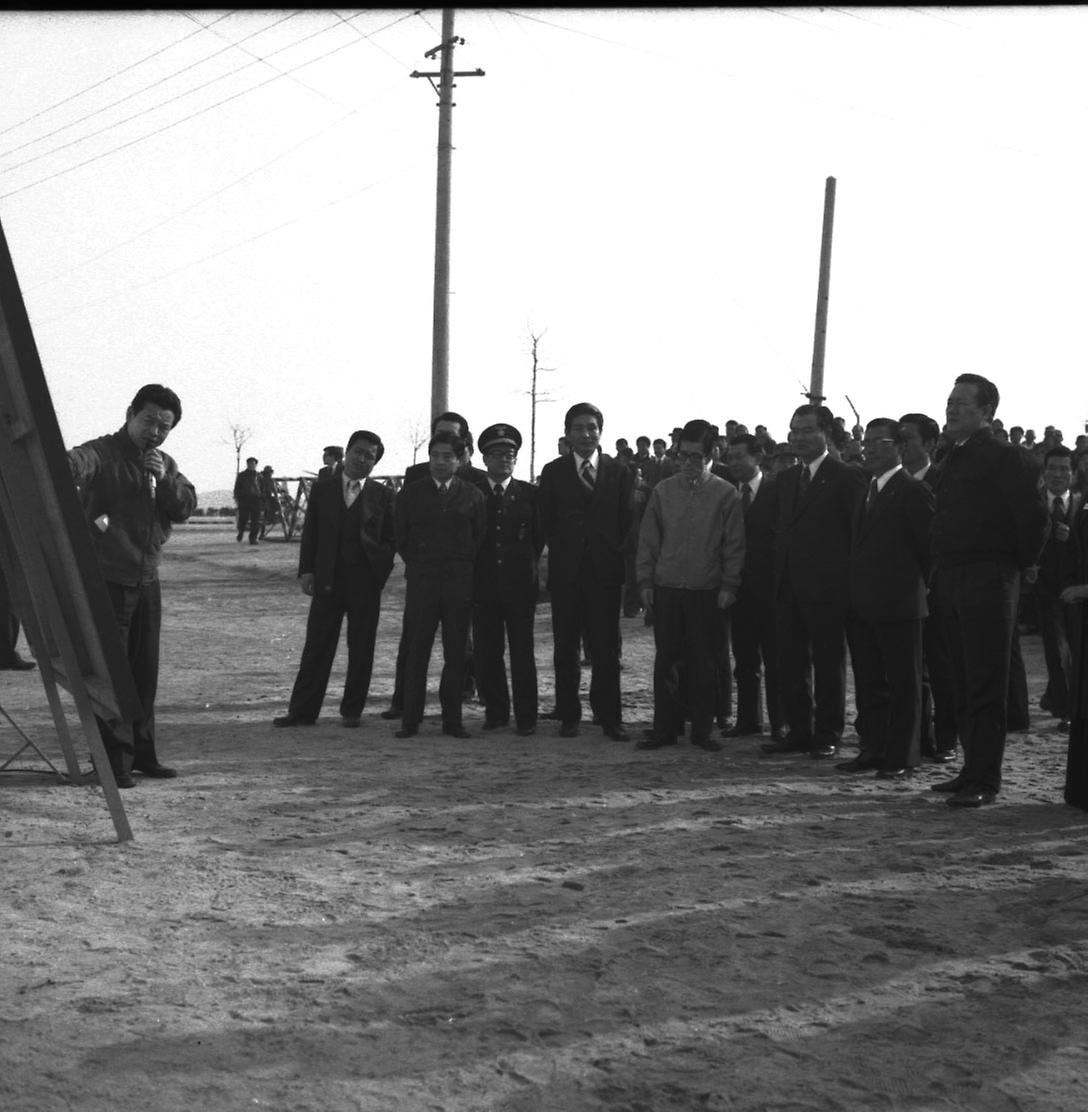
[{"x1": 2, "y1": 523, "x2": 1087, "y2": 1112}]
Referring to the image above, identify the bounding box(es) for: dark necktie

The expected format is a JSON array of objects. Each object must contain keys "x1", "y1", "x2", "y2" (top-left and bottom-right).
[
  {"x1": 438, "y1": 482, "x2": 448, "y2": 507},
  {"x1": 865, "y1": 478, "x2": 878, "y2": 513},
  {"x1": 1051, "y1": 496, "x2": 1066, "y2": 525},
  {"x1": 741, "y1": 482, "x2": 752, "y2": 513},
  {"x1": 581, "y1": 458, "x2": 596, "y2": 490},
  {"x1": 797, "y1": 465, "x2": 811, "y2": 503}
]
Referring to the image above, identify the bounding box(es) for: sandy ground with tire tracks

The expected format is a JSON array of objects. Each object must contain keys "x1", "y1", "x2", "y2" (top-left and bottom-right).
[{"x1": 2, "y1": 523, "x2": 1087, "y2": 1112}]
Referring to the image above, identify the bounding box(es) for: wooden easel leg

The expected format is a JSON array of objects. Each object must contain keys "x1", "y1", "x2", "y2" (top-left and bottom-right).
[{"x1": 36, "y1": 661, "x2": 85, "y2": 782}]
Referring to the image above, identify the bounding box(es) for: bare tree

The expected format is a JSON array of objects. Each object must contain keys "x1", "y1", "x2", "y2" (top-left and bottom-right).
[
  {"x1": 525, "y1": 327, "x2": 556, "y2": 482},
  {"x1": 403, "y1": 413, "x2": 430, "y2": 467},
  {"x1": 225, "y1": 422, "x2": 252, "y2": 477}
]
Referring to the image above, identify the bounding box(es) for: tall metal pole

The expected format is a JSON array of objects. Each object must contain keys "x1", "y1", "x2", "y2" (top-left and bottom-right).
[
  {"x1": 411, "y1": 11, "x2": 484, "y2": 421},
  {"x1": 430, "y1": 8, "x2": 455, "y2": 418},
  {"x1": 809, "y1": 176, "x2": 836, "y2": 406}
]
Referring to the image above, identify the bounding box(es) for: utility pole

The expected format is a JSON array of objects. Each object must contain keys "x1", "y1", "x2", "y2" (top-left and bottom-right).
[
  {"x1": 808, "y1": 176, "x2": 836, "y2": 406},
  {"x1": 411, "y1": 9, "x2": 484, "y2": 420}
]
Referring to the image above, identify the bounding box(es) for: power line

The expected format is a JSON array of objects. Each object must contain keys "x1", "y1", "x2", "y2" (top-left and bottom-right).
[
  {"x1": 0, "y1": 10, "x2": 366, "y2": 179},
  {"x1": 35, "y1": 160, "x2": 426, "y2": 326},
  {"x1": 26, "y1": 74, "x2": 411, "y2": 293},
  {"x1": 0, "y1": 10, "x2": 303, "y2": 164},
  {"x1": 0, "y1": 9, "x2": 238, "y2": 140},
  {"x1": 0, "y1": 9, "x2": 421, "y2": 201}
]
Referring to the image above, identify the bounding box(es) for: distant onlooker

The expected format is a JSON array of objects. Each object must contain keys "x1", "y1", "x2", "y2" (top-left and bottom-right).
[
  {"x1": 233, "y1": 456, "x2": 262, "y2": 545},
  {"x1": 317, "y1": 445, "x2": 343, "y2": 482},
  {"x1": 258, "y1": 465, "x2": 278, "y2": 539}
]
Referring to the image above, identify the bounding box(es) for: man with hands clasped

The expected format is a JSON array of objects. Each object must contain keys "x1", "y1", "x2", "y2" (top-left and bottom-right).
[{"x1": 635, "y1": 419, "x2": 745, "y2": 753}]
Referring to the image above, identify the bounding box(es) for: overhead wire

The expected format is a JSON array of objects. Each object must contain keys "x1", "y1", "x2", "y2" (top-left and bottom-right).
[
  {"x1": 0, "y1": 9, "x2": 238, "y2": 140},
  {"x1": 0, "y1": 10, "x2": 303, "y2": 163},
  {"x1": 0, "y1": 10, "x2": 376, "y2": 180},
  {"x1": 35, "y1": 158, "x2": 427, "y2": 327},
  {"x1": 25, "y1": 72, "x2": 413, "y2": 293},
  {"x1": 0, "y1": 8, "x2": 421, "y2": 202}
]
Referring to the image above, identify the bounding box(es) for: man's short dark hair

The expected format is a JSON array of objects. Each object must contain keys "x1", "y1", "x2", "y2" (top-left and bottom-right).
[
  {"x1": 1044, "y1": 445, "x2": 1073, "y2": 467},
  {"x1": 428, "y1": 430, "x2": 465, "y2": 456},
  {"x1": 679, "y1": 419, "x2": 718, "y2": 454},
  {"x1": 866, "y1": 418, "x2": 905, "y2": 446},
  {"x1": 432, "y1": 410, "x2": 468, "y2": 435},
  {"x1": 346, "y1": 429, "x2": 384, "y2": 461},
  {"x1": 791, "y1": 404, "x2": 835, "y2": 436},
  {"x1": 323, "y1": 445, "x2": 343, "y2": 460},
  {"x1": 652, "y1": 438, "x2": 666, "y2": 448},
  {"x1": 899, "y1": 413, "x2": 940, "y2": 445},
  {"x1": 728, "y1": 434, "x2": 764, "y2": 458},
  {"x1": 130, "y1": 384, "x2": 182, "y2": 427},
  {"x1": 635, "y1": 435, "x2": 650, "y2": 448},
  {"x1": 954, "y1": 373, "x2": 1000, "y2": 416},
  {"x1": 564, "y1": 402, "x2": 604, "y2": 433}
]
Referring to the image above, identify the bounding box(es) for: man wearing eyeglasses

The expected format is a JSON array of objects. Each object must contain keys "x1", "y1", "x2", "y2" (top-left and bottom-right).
[
  {"x1": 635, "y1": 419, "x2": 745, "y2": 752},
  {"x1": 472, "y1": 424, "x2": 544, "y2": 736},
  {"x1": 838, "y1": 419, "x2": 934, "y2": 781},
  {"x1": 762, "y1": 404, "x2": 867, "y2": 760}
]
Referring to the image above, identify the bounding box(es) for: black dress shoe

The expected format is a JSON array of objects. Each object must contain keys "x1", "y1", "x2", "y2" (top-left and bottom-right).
[
  {"x1": 0, "y1": 654, "x2": 35, "y2": 671},
  {"x1": 515, "y1": 724, "x2": 536, "y2": 737},
  {"x1": 636, "y1": 733, "x2": 677, "y2": 750},
  {"x1": 394, "y1": 724, "x2": 419, "y2": 738},
  {"x1": 835, "y1": 754, "x2": 881, "y2": 773},
  {"x1": 482, "y1": 718, "x2": 509, "y2": 731},
  {"x1": 875, "y1": 767, "x2": 914, "y2": 781},
  {"x1": 692, "y1": 737, "x2": 723, "y2": 752},
  {"x1": 761, "y1": 736, "x2": 810, "y2": 754},
  {"x1": 602, "y1": 725, "x2": 630, "y2": 742},
  {"x1": 273, "y1": 713, "x2": 316, "y2": 727},
  {"x1": 114, "y1": 772, "x2": 136, "y2": 789},
  {"x1": 558, "y1": 722, "x2": 580, "y2": 738},
  {"x1": 379, "y1": 707, "x2": 402, "y2": 720},
  {"x1": 723, "y1": 723, "x2": 760, "y2": 738},
  {"x1": 133, "y1": 763, "x2": 177, "y2": 779},
  {"x1": 443, "y1": 724, "x2": 471, "y2": 739},
  {"x1": 810, "y1": 743, "x2": 838, "y2": 759},
  {"x1": 932, "y1": 748, "x2": 958, "y2": 764},
  {"x1": 930, "y1": 775, "x2": 965, "y2": 793},
  {"x1": 947, "y1": 789, "x2": 996, "y2": 808}
]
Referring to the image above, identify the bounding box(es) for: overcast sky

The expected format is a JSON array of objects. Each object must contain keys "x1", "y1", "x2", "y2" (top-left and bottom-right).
[{"x1": 1, "y1": 7, "x2": 1085, "y2": 495}]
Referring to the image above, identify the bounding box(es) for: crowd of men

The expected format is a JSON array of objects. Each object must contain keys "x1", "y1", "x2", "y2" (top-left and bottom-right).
[
  {"x1": 262, "y1": 374, "x2": 1086, "y2": 811},
  {"x1": 56, "y1": 378, "x2": 1088, "y2": 813}
]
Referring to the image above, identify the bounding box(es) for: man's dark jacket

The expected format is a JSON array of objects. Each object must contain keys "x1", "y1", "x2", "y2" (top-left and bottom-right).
[
  {"x1": 930, "y1": 428, "x2": 1047, "y2": 570},
  {"x1": 537, "y1": 452, "x2": 634, "y2": 588},
  {"x1": 298, "y1": 471, "x2": 396, "y2": 593}
]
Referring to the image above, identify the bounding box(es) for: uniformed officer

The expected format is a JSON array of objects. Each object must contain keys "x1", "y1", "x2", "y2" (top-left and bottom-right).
[{"x1": 473, "y1": 424, "x2": 544, "y2": 736}]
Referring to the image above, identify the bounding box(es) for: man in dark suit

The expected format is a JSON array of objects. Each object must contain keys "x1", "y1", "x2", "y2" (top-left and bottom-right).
[
  {"x1": 762, "y1": 404, "x2": 866, "y2": 759},
  {"x1": 900, "y1": 411, "x2": 958, "y2": 764},
  {"x1": 233, "y1": 456, "x2": 263, "y2": 544},
  {"x1": 394, "y1": 430, "x2": 486, "y2": 739},
  {"x1": 724, "y1": 434, "x2": 783, "y2": 739},
  {"x1": 930, "y1": 373, "x2": 1048, "y2": 807},
  {"x1": 382, "y1": 411, "x2": 487, "y2": 719},
  {"x1": 316, "y1": 445, "x2": 342, "y2": 482},
  {"x1": 273, "y1": 430, "x2": 395, "y2": 728},
  {"x1": 1029, "y1": 446, "x2": 1081, "y2": 730},
  {"x1": 837, "y1": 419, "x2": 935, "y2": 779},
  {"x1": 538, "y1": 402, "x2": 634, "y2": 741},
  {"x1": 472, "y1": 423, "x2": 543, "y2": 736}
]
